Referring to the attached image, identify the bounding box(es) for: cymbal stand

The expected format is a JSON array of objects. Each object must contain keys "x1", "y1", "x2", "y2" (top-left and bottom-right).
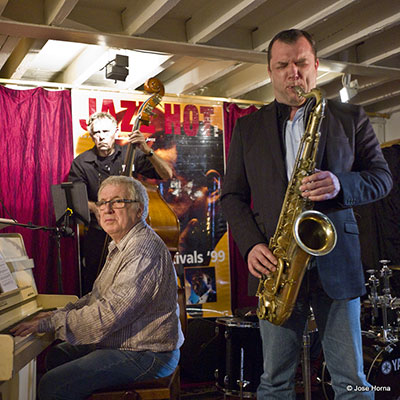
[
  {"x1": 366, "y1": 260, "x2": 398, "y2": 344},
  {"x1": 379, "y1": 260, "x2": 395, "y2": 342},
  {"x1": 366, "y1": 268, "x2": 380, "y2": 327}
]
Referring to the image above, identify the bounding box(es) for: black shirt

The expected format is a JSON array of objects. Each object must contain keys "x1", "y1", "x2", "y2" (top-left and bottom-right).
[{"x1": 68, "y1": 144, "x2": 160, "y2": 206}]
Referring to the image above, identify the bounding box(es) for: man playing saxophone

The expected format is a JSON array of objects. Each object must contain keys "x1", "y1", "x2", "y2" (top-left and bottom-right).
[{"x1": 221, "y1": 29, "x2": 392, "y2": 399}]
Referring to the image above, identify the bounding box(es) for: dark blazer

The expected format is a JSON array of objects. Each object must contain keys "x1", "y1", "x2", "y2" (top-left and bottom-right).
[{"x1": 221, "y1": 100, "x2": 393, "y2": 299}]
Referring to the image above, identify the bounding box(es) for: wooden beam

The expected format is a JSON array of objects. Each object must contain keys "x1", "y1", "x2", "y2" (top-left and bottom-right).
[
  {"x1": 356, "y1": 25, "x2": 400, "y2": 65},
  {"x1": 122, "y1": 0, "x2": 180, "y2": 36},
  {"x1": 53, "y1": 45, "x2": 108, "y2": 85},
  {"x1": 315, "y1": 0, "x2": 400, "y2": 57},
  {"x1": 186, "y1": 0, "x2": 266, "y2": 44},
  {"x1": 0, "y1": 35, "x2": 19, "y2": 68},
  {"x1": 165, "y1": 59, "x2": 240, "y2": 94},
  {"x1": 204, "y1": 64, "x2": 269, "y2": 98},
  {"x1": 44, "y1": 0, "x2": 79, "y2": 26},
  {"x1": 0, "y1": 37, "x2": 46, "y2": 79},
  {"x1": 0, "y1": 19, "x2": 268, "y2": 65},
  {"x1": 365, "y1": 94, "x2": 400, "y2": 114},
  {"x1": 0, "y1": 0, "x2": 10, "y2": 15},
  {"x1": 252, "y1": 0, "x2": 356, "y2": 51}
]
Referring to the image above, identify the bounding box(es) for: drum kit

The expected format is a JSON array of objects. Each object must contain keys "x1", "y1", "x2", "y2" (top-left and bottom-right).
[
  {"x1": 215, "y1": 260, "x2": 400, "y2": 399},
  {"x1": 322, "y1": 259, "x2": 400, "y2": 399}
]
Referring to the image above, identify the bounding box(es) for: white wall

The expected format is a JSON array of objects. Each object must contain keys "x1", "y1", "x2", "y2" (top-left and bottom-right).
[
  {"x1": 385, "y1": 111, "x2": 400, "y2": 143},
  {"x1": 370, "y1": 117, "x2": 387, "y2": 144},
  {"x1": 369, "y1": 111, "x2": 400, "y2": 145}
]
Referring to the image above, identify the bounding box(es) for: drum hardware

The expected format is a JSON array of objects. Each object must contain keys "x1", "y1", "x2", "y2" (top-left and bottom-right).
[
  {"x1": 321, "y1": 259, "x2": 400, "y2": 399},
  {"x1": 215, "y1": 317, "x2": 262, "y2": 399},
  {"x1": 365, "y1": 260, "x2": 400, "y2": 343},
  {"x1": 237, "y1": 347, "x2": 250, "y2": 399},
  {"x1": 301, "y1": 309, "x2": 317, "y2": 400}
]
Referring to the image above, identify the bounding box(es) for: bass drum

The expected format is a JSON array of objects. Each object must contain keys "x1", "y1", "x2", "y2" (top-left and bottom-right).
[
  {"x1": 215, "y1": 317, "x2": 263, "y2": 398},
  {"x1": 321, "y1": 331, "x2": 400, "y2": 399}
]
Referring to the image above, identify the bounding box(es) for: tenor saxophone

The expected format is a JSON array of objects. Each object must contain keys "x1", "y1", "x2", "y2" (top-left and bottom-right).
[{"x1": 256, "y1": 86, "x2": 337, "y2": 325}]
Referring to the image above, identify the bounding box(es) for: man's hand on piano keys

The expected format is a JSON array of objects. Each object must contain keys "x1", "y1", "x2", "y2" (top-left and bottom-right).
[
  {"x1": 9, "y1": 311, "x2": 52, "y2": 337},
  {"x1": 9, "y1": 319, "x2": 39, "y2": 336}
]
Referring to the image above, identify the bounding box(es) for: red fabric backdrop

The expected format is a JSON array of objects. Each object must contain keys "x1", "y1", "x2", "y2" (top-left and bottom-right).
[
  {"x1": 0, "y1": 85, "x2": 78, "y2": 295},
  {"x1": 223, "y1": 102, "x2": 259, "y2": 312}
]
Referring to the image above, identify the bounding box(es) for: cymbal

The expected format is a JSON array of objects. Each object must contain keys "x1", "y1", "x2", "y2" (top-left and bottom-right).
[{"x1": 389, "y1": 265, "x2": 400, "y2": 270}]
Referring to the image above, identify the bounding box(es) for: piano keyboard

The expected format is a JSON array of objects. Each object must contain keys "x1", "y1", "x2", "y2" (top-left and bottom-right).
[{"x1": 0, "y1": 308, "x2": 56, "y2": 335}]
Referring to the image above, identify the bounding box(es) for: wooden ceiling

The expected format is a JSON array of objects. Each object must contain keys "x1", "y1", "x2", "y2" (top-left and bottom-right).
[{"x1": 1, "y1": 0, "x2": 400, "y2": 114}]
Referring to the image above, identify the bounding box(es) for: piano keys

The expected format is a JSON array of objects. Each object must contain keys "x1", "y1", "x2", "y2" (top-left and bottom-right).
[{"x1": 0, "y1": 233, "x2": 77, "y2": 400}]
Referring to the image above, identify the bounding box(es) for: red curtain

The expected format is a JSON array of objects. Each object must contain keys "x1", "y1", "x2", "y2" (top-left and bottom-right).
[
  {"x1": 223, "y1": 102, "x2": 259, "y2": 312},
  {"x1": 0, "y1": 85, "x2": 77, "y2": 295}
]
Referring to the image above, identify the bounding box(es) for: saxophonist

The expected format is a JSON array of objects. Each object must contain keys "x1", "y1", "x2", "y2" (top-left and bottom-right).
[{"x1": 221, "y1": 29, "x2": 392, "y2": 399}]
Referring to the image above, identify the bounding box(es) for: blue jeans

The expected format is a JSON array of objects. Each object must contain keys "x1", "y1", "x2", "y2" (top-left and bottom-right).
[
  {"x1": 257, "y1": 267, "x2": 373, "y2": 399},
  {"x1": 38, "y1": 342, "x2": 180, "y2": 400}
]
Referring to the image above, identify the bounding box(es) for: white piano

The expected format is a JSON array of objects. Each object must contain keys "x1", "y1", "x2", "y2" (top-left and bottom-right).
[{"x1": 0, "y1": 233, "x2": 77, "y2": 400}]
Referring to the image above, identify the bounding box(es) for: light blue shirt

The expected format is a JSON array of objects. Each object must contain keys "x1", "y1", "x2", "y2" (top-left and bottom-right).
[{"x1": 285, "y1": 107, "x2": 305, "y2": 180}]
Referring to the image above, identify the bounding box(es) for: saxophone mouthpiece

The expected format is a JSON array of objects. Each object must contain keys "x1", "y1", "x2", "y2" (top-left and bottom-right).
[{"x1": 294, "y1": 86, "x2": 305, "y2": 97}]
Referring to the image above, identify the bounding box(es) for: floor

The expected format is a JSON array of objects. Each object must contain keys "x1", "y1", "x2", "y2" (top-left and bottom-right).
[{"x1": 181, "y1": 381, "x2": 327, "y2": 399}]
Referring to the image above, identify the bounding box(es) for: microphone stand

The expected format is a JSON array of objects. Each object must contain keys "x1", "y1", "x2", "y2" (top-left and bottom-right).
[
  {"x1": 0, "y1": 217, "x2": 73, "y2": 293},
  {"x1": 1, "y1": 182, "x2": 90, "y2": 295},
  {"x1": 53, "y1": 208, "x2": 75, "y2": 294}
]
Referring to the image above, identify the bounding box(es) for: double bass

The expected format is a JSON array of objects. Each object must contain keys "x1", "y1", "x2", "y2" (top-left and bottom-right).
[{"x1": 98, "y1": 78, "x2": 180, "y2": 272}]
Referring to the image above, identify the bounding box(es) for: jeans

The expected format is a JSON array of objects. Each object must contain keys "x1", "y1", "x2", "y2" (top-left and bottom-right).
[
  {"x1": 257, "y1": 267, "x2": 373, "y2": 399},
  {"x1": 38, "y1": 342, "x2": 180, "y2": 400}
]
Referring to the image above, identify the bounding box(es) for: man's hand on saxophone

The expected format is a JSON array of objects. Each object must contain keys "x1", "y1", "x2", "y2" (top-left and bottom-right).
[
  {"x1": 300, "y1": 169, "x2": 341, "y2": 201},
  {"x1": 247, "y1": 243, "x2": 278, "y2": 278}
]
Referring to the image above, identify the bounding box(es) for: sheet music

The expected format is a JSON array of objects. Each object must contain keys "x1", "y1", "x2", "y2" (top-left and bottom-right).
[
  {"x1": 0, "y1": 217, "x2": 15, "y2": 230},
  {"x1": 0, "y1": 253, "x2": 18, "y2": 293}
]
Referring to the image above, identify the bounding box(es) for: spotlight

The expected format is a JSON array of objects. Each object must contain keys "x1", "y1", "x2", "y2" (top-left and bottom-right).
[
  {"x1": 105, "y1": 54, "x2": 129, "y2": 82},
  {"x1": 340, "y1": 74, "x2": 358, "y2": 103}
]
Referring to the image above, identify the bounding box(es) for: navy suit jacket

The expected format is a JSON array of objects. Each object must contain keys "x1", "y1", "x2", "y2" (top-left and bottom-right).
[{"x1": 221, "y1": 100, "x2": 393, "y2": 299}]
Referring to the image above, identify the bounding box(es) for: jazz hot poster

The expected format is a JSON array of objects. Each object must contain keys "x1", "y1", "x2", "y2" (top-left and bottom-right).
[{"x1": 71, "y1": 88, "x2": 232, "y2": 318}]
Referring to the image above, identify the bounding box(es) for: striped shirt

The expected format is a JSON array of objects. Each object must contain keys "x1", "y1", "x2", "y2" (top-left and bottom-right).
[{"x1": 39, "y1": 220, "x2": 184, "y2": 352}]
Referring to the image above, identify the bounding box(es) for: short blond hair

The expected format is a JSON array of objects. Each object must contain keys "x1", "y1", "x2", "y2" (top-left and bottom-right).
[{"x1": 87, "y1": 112, "x2": 117, "y2": 135}]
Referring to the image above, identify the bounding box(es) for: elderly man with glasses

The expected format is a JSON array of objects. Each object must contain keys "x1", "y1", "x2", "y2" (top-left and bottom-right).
[{"x1": 11, "y1": 176, "x2": 184, "y2": 400}]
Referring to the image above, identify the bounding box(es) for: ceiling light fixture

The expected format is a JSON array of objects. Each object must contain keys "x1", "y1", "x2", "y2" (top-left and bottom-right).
[
  {"x1": 105, "y1": 54, "x2": 129, "y2": 82},
  {"x1": 340, "y1": 73, "x2": 358, "y2": 103}
]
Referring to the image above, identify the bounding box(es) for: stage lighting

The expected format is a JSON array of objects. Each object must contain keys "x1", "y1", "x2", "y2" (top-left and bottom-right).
[
  {"x1": 340, "y1": 74, "x2": 358, "y2": 103},
  {"x1": 105, "y1": 54, "x2": 129, "y2": 82}
]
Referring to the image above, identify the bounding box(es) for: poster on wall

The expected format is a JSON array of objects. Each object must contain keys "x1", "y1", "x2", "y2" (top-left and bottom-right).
[{"x1": 71, "y1": 88, "x2": 232, "y2": 318}]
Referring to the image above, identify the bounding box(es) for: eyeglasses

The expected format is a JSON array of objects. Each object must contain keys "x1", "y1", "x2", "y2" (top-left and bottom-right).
[{"x1": 95, "y1": 199, "x2": 138, "y2": 211}]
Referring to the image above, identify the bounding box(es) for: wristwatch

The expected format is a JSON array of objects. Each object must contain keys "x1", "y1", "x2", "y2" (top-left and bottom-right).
[{"x1": 146, "y1": 149, "x2": 154, "y2": 157}]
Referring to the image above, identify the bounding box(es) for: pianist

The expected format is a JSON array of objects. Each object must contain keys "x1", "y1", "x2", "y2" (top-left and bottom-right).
[{"x1": 11, "y1": 176, "x2": 184, "y2": 400}]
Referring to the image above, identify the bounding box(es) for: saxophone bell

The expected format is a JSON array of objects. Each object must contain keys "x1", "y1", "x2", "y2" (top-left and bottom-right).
[{"x1": 294, "y1": 210, "x2": 337, "y2": 256}]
